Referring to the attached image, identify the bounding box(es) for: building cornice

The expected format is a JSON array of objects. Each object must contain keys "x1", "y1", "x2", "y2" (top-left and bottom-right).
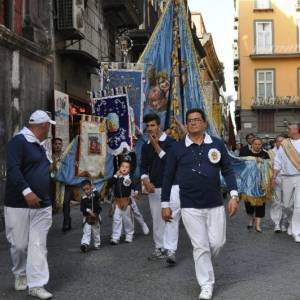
[
  {"x1": 0, "y1": 25, "x2": 53, "y2": 64},
  {"x1": 250, "y1": 53, "x2": 300, "y2": 59}
]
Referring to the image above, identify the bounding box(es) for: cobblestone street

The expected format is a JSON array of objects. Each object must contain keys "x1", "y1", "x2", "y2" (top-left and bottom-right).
[{"x1": 1, "y1": 199, "x2": 300, "y2": 300}]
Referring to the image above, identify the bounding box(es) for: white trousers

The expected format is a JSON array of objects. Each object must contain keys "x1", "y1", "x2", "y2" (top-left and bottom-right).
[
  {"x1": 111, "y1": 205, "x2": 134, "y2": 241},
  {"x1": 81, "y1": 218, "x2": 101, "y2": 247},
  {"x1": 130, "y1": 198, "x2": 148, "y2": 230},
  {"x1": 282, "y1": 176, "x2": 300, "y2": 237},
  {"x1": 182, "y1": 206, "x2": 226, "y2": 288},
  {"x1": 163, "y1": 185, "x2": 181, "y2": 252},
  {"x1": 270, "y1": 187, "x2": 287, "y2": 226},
  {"x1": 4, "y1": 206, "x2": 52, "y2": 289},
  {"x1": 289, "y1": 176, "x2": 300, "y2": 238},
  {"x1": 149, "y1": 188, "x2": 166, "y2": 249}
]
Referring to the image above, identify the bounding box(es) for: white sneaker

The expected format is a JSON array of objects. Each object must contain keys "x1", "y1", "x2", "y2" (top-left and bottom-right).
[
  {"x1": 274, "y1": 224, "x2": 281, "y2": 233},
  {"x1": 28, "y1": 287, "x2": 53, "y2": 299},
  {"x1": 281, "y1": 224, "x2": 287, "y2": 232},
  {"x1": 14, "y1": 275, "x2": 27, "y2": 291},
  {"x1": 294, "y1": 236, "x2": 300, "y2": 243},
  {"x1": 287, "y1": 225, "x2": 293, "y2": 236},
  {"x1": 142, "y1": 223, "x2": 150, "y2": 235},
  {"x1": 110, "y1": 239, "x2": 119, "y2": 245},
  {"x1": 199, "y1": 286, "x2": 213, "y2": 300},
  {"x1": 125, "y1": 236, "x2": 133, "y2": 243}
]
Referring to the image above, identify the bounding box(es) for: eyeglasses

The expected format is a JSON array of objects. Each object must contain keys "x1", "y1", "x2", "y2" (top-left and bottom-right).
[{"x1": 187, "y1": 118, "x2": 204, "y2": 124}]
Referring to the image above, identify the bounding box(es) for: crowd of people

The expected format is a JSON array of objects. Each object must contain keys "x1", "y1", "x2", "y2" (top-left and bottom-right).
[{"x1": 3, "y1": 108, "x2": 300, "y2": 300}]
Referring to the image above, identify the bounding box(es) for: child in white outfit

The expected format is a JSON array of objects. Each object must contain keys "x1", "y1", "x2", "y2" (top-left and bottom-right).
[
  {"x1": 110, "y1": 158, "x2": 137, "y2": 244},
  {"x1": 80, "y1": 180, "x2": 102, "y2": 252}
]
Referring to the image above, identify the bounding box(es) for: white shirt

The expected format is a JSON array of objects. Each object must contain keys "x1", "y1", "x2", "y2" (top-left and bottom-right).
[{"x1": 274, "y1": 139, "x2": 300, "y2": 175}]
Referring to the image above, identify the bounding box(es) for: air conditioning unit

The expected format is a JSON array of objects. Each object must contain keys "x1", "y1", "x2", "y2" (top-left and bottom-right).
[{"x1": 57, "y1": 0, "x2": 85, "y2": 39}]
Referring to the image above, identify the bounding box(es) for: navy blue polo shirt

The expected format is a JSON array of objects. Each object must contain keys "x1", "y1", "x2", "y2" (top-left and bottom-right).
[
  {"x1": 161, "y1": 134, "x2": 238, "y2": 209},
  {"x1": 5, "y1": 133, "x2": 52, "y2": 208}
]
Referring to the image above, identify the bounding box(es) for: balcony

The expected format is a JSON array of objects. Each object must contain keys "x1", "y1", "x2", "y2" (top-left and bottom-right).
[
  {"x1": 251, "y1": 96, "x2": 300, "y2": 110},
  {"x1": 128, "y1": 2, "x2": 158, "y2": 52},
  {"x1": 103, "y1": 0, "x2": 142, "y2": 29},
  {"x1": 250, "y1": 45, "x2": 300, "y2": 59}
]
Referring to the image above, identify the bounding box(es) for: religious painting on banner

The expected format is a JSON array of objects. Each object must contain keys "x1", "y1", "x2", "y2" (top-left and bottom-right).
[
  {"x1": 94, "y1": 94, "x2": 132, "y2": 155},
  {"x1": 77, "y1": 116, "x2": 107, "y2": 178},
  {"x1": 101, "y1": 68, "x2": 145, "y2": 130},
  {"x1": 54, "y1": 90, "x2": 70, "y2": 149}
]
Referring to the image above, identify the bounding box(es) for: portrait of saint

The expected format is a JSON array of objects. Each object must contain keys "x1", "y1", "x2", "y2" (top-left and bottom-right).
[{"x1": 88, "y1": 134, "x2": 102, "y2": 155}]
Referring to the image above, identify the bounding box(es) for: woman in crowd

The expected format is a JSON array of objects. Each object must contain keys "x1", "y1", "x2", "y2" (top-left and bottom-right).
[{"x1": 241, "y1": 137, "x2": 270, "y2": 232}]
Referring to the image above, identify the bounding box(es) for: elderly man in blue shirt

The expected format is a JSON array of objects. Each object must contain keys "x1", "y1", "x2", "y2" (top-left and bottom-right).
[
  {"x1": 5, "y1": 110, "x2": 55, "y2": 299},
  {"x1": 161, "y1": 108, "x2": 239, "y2": 300}
]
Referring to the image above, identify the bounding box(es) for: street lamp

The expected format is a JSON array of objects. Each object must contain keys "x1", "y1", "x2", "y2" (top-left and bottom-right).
[{"x1": 115, "y1": 33, "x2": 134, "y2": 63}]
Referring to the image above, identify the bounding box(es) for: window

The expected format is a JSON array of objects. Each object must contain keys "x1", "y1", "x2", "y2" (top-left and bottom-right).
[
  {"x1": 298, "y1": 19, "x2": 300, "y2": 51},
  {"x1": 256, "y1": 70, "x2": 275, "y2": 100},
  {"x1": 255, "y1": 0, "x2": 271, "y2": 9},
  {"x1": 255, "y1": 21, "x2": 273, "y2": 54},
  {"x1": 297, "y1": 68, "x2": 300, "y2": 97},
  {"x1": 257, "y1": 111, "x2": 274, "y2": 132}
]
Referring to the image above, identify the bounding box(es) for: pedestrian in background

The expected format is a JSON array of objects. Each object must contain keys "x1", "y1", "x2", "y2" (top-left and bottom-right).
[
  {"x1": 243, "y1": 137, "x2": 270, "y2": 232},
  {"x1": 50, "y1": 137, "x2": 63, "y2": 213},
  {"x1": 269, "y1": 135, "x2": 287, "y2": 233},
  {"x1": 5, "y1": 110, "x2": 55, "y2": 299},
  {"x1": 239, "y1": 133, "x2": 255, "y2": 157},
  {"x1": 274, "y1": 122, "x2": 300, "y2": 242}
]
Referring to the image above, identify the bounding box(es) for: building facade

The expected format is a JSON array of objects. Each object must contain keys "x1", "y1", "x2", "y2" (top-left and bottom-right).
[
  {"x1": 0, "y1": 0, "x2": 162, "y2": 228},
  {"x1": 0, "y1": 0, "x2": 54, "y2": 228},
  {"x1": 191, "y1": 12, "x2": 227, "y2": 136},
  {"x1": 234, "y1": 0, "x2": 300, "y2": 143}
]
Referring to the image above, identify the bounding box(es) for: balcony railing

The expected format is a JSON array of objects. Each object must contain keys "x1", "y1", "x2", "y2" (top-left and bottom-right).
[
  {"x1": 102, "y1": 0, "x2": 142, "y2": 29},
  {"x1": 251, "y1": 45, "x2": 300, "y2": 58},
  {"x1": 251, "y1": 96, "x2": 300, "y2": 109}
]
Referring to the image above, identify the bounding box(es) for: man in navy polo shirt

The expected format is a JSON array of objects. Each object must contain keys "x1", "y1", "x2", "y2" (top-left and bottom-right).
[
  {"x1": 161, "y1": 108, "x2": 239, "y2": 300},
  {"x1": 140, "y1": 113, "x2": 174, "y2": 260},
  {"x1": 5, "y1": 110, "x2": 55, "y2": 299}
]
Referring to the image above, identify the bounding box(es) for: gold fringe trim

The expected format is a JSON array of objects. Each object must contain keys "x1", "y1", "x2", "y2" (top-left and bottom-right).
[{"x1": 240, "y1": 193, "x2": 272, "y2": 206}]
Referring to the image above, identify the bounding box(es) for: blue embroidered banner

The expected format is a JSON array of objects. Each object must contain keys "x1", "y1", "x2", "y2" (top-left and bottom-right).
[
  {"x1": 102, "y1": 69, "x2": 145, "y2": 130},
  {"x1": 94, "y1": 94, "x2": 132, "y2": 155},
  {"x1": 138, "y1": 0, "x2": 271, "y2": 200},
  {"x1": 138, "y1": 1, "x2": 174, "y2": 129}
]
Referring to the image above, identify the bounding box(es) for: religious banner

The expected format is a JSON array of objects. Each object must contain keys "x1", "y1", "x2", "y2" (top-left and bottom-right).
[
  {"x1": 138, "y1": 0, "x2": 218, "y2": 136},
  {"x1": 94, "y1": 94, "x2": 132, "y2": 155},
  {"x1": 137, "y1": 0, "x2": 271, "y2": 200},
  {"x1": 76, "y1": 116, "x2": 107, "y2": 178},
  {"x1": 54, "y1": 90, "x2": 70, "y2": 149},
  {"x1": 101, "y1": 68, "x2": 145, "y2": 130}
]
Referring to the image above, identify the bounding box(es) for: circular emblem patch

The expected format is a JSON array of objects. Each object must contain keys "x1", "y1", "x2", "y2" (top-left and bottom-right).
[
  {"x1": 123, "y1": 177, "x2": 132, "y2": 187},
  {"x1": 208, "y1": 148, "x2": 221, "y2": 164}
]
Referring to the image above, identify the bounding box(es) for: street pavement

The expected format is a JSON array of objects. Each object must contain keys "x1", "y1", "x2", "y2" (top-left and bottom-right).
[{"x1": 1, "y1": 199, "x2": 300, "y2": 300}]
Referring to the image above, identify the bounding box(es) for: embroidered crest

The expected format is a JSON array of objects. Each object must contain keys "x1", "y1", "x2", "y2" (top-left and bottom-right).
[
  {"x1": 208, "y1": 148, "x2": 221, "y2": 164},
  {"x1": 123, "y1": 177, "x2": 132, "y2": 187}
]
